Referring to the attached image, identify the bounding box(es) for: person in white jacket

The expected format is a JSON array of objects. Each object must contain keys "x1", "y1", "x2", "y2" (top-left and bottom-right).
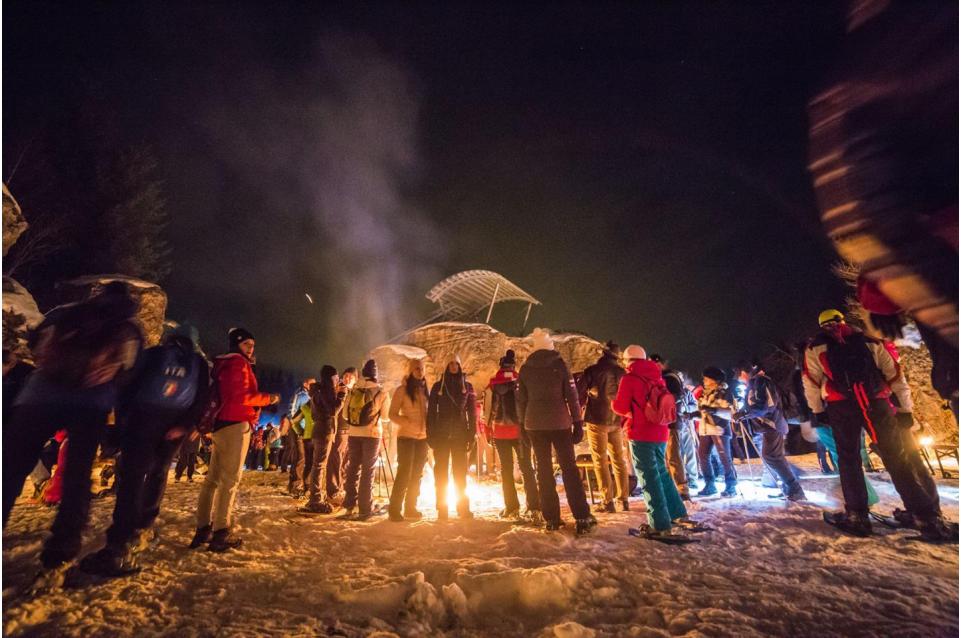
[
  {"x1": 387, "y1": 359, "x2": 430, "y2": 521},
  {"x1": 339, "y1": 359, "x2": 391, "y2": 521}
]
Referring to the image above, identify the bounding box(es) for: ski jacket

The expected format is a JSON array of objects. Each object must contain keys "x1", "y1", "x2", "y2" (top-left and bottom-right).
[
  {"x1": 802, "y1": 325, "x2": 911, "y2": 412},
  {"x1": 309, "y1": 384, "x2": 347, "y2": 439},
  {"x1": 697, "y1": 384, "x2": 734, "y2": 437},
  {"x1": 346, "y1": 378, "x2": 390, "y2": 439},
  {"x1": 213, "y1": 353, "x2": 273, "y2": 428},
  {"x1": 486, "y1": 368, "x2": 521, "y2": 440},
  {"x1": 427, "y1": 374, "x2": 476, "y2": 446},
  {"x1": 577, "y1": 352, "x2": 624, "y2": 428},
  {"x1": 288, "y1": 388, "x2": 310, "y2": 418},
  {"x1": 743, "y1": 372, "x2": 789, "y2": 434},
  {"x1": 390, "y1": 380, "x2": 429, "y2": 440},
  {"x1": 517, "y1": 349, "x2": 581, "y2": 431},
  {"x1": 612, "y1": 359, "x2": 669, "y2": 443}
]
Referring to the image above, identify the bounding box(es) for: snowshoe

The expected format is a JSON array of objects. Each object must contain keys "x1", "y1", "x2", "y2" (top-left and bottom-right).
[
  {"x1": 696, "y1": 486, "x2": 718, "y2": 498},
  {"x1": 915, "y1": 515, "x2": 960, "y2": 543},
  {"x1": 337, "y1": 508, "x2": 357, "y2": 521},
  {"x1": 25, "y1": 563, "x2": 71, "y2": 596},
  {"x1": 78, "y1": 547, "x2": 141, "y2": 578},
  {"x1": 869, "y1": 511, "x2": 910, "y2": 530},
  {"x1": 526, "y1": 509, "x2": 544, "y2": 526},
  {"x1": 786, "y1": 489, "x2": 807, "y2": 503},
  {"x1": 594, "y1": 501, "x2": 615, "y2": 514},
  {"x1": 300, "y1": 501, "x2": 334, "y2": 515},
  {"x1": 356, "y1": 506, "x2": 387, "y2": 522},
  {"x1": 544, "y1": 519, "x2": 565, "y2": 532},
  {"x1": 575, "y1": 516, "x2": 598, "y2": 535},
  {"x1": 188, "y1": 525, "x2": 212, "y2": 549},
  {"x1": 207, "y1": 529, "x2": 243, "y2": 553},
  {"x1": 628, "y1": 526, "x2": 699, "y2": 545},
  {"x1": 499, "y1": 508, "x2": 520, "y2": 520},
  {"x1": 822, "y1": 511, "x2": 872, "y2": 537},
  {"x1": 673, "y1": 517, "x2": 714, "y2": 533},
  {"x1": 130, "y1": 527, "x2": 159, "y2": 554}
]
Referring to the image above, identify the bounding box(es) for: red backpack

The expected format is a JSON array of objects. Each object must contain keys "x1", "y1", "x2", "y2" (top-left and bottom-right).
[{"x1": 631, "y1": 376, "x2": 676, "y2": 427}]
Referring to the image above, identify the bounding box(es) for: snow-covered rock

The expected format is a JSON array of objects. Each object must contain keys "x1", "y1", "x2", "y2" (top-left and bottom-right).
[
  {"x1": 57, "y1": 274, "x2": 168, "y2": 346},
  {"x1": 370, "y1": 344, "x2": 436, "y2": 395},
  {"x1": 2, "y1": 183, "x2": 26, "y2": 256},
  {"x1": 2, "y1": 276, "x2": 43, "y2": 360},
  {"x1": 897, "y1": 338, "x2": 958, "y2": 444}
]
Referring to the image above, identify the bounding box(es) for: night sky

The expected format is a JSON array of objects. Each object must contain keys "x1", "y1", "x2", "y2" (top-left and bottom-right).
[{"x1": 4, "y1": 1, "x2": 850, "y2": 376}]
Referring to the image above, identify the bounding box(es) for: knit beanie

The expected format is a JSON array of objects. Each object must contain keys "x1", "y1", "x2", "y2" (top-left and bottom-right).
[
  {"x1": 228, "y1": 327, "x2": 255, "y2": 353},
  {"x1": 702, "y1": 366, "x2": 727, "y2": 384},
  {"x1": 499, "y1": 349, "x2": 516, "y2": 368},
  {"x1": 362, "y1": 358, "x2": 378, "y2": 381}
]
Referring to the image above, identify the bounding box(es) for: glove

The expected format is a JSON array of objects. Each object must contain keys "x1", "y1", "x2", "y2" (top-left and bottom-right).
[
  {"x1": 869, "y1": 312, "x2": 906, "y2": 341},
  {"x1": 572, "y1": 421, "x2": 585, "y2": 444},
  {"x1": 895, "y1": 411, "x2": 914, "y2": 429}
]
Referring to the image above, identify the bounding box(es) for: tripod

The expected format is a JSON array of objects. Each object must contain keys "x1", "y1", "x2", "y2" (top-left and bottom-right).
[{"x1": 374, "y1": 435, "x2": 395, "y2": 500}]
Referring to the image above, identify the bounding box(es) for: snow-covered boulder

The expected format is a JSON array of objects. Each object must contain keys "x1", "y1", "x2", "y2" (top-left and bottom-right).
[
  {"x1": 369, "y1": 344, "x2": 435, "y2": 395},
  {"x1": 2, "y1": 183, "x2": 26, "y2": 256},
  {"x1": 388, "y1": 322, "x2": 604, "y2": 389},
  {"x1": 57, "y1": 274, "x2": 168, "y2": 346},
  {"x1": 897, "y1": 338, "x2": 958, "y2": 444},
  {"x1": 2, "y1": 276, "x2": 43, "y2": 360}
]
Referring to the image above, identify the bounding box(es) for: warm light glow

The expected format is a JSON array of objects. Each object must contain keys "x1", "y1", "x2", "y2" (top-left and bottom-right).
[{"x1": 919, "y1": 435, "x2": 934, "y2": 448}]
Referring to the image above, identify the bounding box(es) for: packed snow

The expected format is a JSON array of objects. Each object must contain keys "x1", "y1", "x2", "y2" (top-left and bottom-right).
[{"x1": 3, "y1": 454, "x2": 958, "y2": 637}]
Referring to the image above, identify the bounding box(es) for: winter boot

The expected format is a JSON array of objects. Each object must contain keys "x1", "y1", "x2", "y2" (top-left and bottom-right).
[
  {"x1": 892, "y1": 509, "x2": 918, "y2": 529},
  {"x1": 786, "y1": 487, "x2": 807, "y2": 502},
  {"x1": 594, "y1": 501, "x2": 615, "y2": 514},
  {"x1": 697, "y1": 484, "x2": 717, "y2": 497},
  {"x1": 544, "y1": 519, "x2": 565, "y2": 531},
  {"x1": 337, "y1": 508, "x2": 357, "y2": 521},
  {"x1": 526, "y1": 509, "x2": 544, "y2": 525},
  {"x1": 207, "y1": 528, "x2": 243, "y2": 553},
  {"x1": 499, "y1": 507, "x2": 520, "y2": 519},
  {"x1": 457, "y1": 509, "x2": 474, "y2": 520},
  {"x1": 575, "y1": 516, "x2": 598, "y2": 535},
  {"x1": 721, "y1": 485, "x2": 738, "y2": 498},
  {"x1": 436, "y1": 509, "x2": 449, "y2": 521},
  {"x1": 824, "y1": 510, "x2": 873, "y2": 537},
  {"x1": 79, "y1": 546, "x2": 141, "y2": 577},
  {"x1": 188, "y1": 525, "x2": 212, "y2": 549},
  {"x1": 620, "y1": 499, "x2": 630, "y2": 511},
  {"x1": 302, "y1": 501, "x2": 333, "y2": 514},
  {"x1": 388, "y1": 510, "x2": 405, "y2": 522},
  {"x1": 404, "y1": 509, "x2": 424, "y2": 521},
  {"x1": 917, "y1": 514, "x2": 960, "y2": 542}
]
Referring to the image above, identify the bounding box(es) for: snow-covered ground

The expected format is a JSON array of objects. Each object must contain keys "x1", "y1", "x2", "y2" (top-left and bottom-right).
[{"x1": 3, "y1": 454, "x2": 958, "y2": 637}]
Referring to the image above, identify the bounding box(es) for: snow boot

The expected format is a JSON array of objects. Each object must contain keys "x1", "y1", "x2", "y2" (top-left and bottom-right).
[
  {"x1": 620, "y1": 499, "x2": 630, "y2": 511},
  {"x1": 697, "y1": 485, "x2": 717, "y2": 497},
  {"x1": 786, "y1": 488, "x2": 807, "y2": 502},
  {"x1": 916, "y1": 514, "x2": 960, "y2": 543},
  {"x1": 544, "y1": 519, "x2": 565, "y2": 532},
  {"x1": 594, "y1": 501, "x2": 615, "y2": 514},
  {"x1": 388, "y1": 510, "x2": 405, "y2": 522},
  {"x1": 499, "y1": 507, "x2": 520, "y2": 519},
  {"x1": 526, "y1": 509, "x2": 544, "y2": 525},
  {"x1": 302, "y1": 501, "x2": 333, "y2": 514},
  {"x1": 457, "y1": 509, "x2": 474, "y2": 520},
  {"x1": 188, "y1": 525, "x2": 212, "y2": 549},
  {"x1": 207, "y1": 528, "x2": 243, "y2": 553},
  {"x1": 721, "y1": 485, "x2": 737, "y2": 498},
  {"x1": 673, "y1": 517, "x2": 714, "y2": 533},
  {"x1": 575, "y1": 516, "x2": 598, "y2": 535},
  {"x1": 404, "y1": 509, "x2": 424, "y2": 521},
  {"x1": 338, "y1": 508, "x2": 357, "y2": 521},
  {"x1": 78, "y1": 546, "x2": 141, "y2": 578},
  {"x1": 823, "y1": 511, "x2": 872, "y2": 537}
]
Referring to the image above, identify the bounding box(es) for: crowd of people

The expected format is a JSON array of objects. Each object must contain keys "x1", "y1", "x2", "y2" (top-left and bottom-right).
[{"x1": 1, "y1": 281, "x2": 957, "y2": 591}]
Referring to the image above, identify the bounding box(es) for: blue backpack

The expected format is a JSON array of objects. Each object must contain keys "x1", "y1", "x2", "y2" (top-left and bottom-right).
[{"x1": 133, "y1": 343, "x2": 201, "y2": 411}]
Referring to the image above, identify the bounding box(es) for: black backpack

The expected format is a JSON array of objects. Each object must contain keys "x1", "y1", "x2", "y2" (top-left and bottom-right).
[
  {"x1": 824, "y1": 333, "x2": 885, "y2": 399},
  {"x1": 492, "y1": 381, "x2": 520, "y2": 424},
  {"x1": 132, "y1": 342, "x2": 202, "y2": 412}
]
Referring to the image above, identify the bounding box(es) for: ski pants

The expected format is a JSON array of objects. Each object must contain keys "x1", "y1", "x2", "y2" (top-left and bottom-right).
[
  {"x1": 826, "y1": 399, "x2": 939, "y2": 517},
  {"x1": 106, "y1": 408, "x2": 184, "y2": 549},
  {"x1": 343, "y1": 436, "x2": 380, "y2": 516},
  {"x1": 815, "y1": 424, "x2": 878, "y2": 506},
  {"x1": 587, "y1": 423, "x2": 630, "y2": 503},
  {"x1": 631, "y1": 441, "x2": 687, "y2": 531},
  {"x1": 494, "y1": 437, "x2": 540, "y2": 513},
  {"x1": 3, "y1": 402, "x2": 109, "y2": 568},
  {"x1": 529, "y1": 429, "x2": 591, "y2": 524},
  {"x1": 389, "y1": 437, "x2": 429, "y2": 516}
]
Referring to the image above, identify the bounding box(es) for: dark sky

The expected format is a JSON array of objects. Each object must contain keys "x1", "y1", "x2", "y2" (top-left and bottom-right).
[{"x1": 4, "y1": 1, "x2": 850, "y2": 375}]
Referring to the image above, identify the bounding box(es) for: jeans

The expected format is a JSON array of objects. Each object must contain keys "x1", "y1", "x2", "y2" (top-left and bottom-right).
[
  {"x1": 826, "y1": 400, "x2": 939, "y2": 517},
  {"x1": 631, "y1": 441, "x2": 687, "y2": 531},
  {"x1": 106, "y1": 408, "x2": 184, "y2": 548},
  {"x1": 697, "y1": 434, "x2": 737, "y2": 490},
  {"x1": 494, "y1": 437, "x2": 540, "y2": 512},
  {"x1": 196, "y1": 421, "x2": 251, "y2": 531},
  {"x1": 432, "y1": 439, "x2": 470, "y2": 515},
  {"x1": 326, "y1": 430, "x2": 349, "y2": 498},
  {"x1": 815, "y1": 425, "x2": 877, "y2": 505},
  {"x1": 306, "y1": 428, "x2": 334, "y2": 507},
  {"x1": 343, "y1": 436, "x2": 380, "y2": 515},
  {"x1": 529, "y1": 429, "x2": 591, "y2": 523},
  {"x1": 2, "y1": 403, "x2": 109, "y2": 568},
  {"x1": 389, "y1": 437, "x2": 429, "y2": 516},
  {"x1": 586, "y1": 424, "x2": 630, "y2": 503}
]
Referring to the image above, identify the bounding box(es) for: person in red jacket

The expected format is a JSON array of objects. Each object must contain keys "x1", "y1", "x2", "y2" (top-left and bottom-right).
[
  {"x1": 612, "y1": 345, "x2": 693, "y2": 539},
  {"x1": 190, "y1": 328, "x2": 279, "y2": 552}
]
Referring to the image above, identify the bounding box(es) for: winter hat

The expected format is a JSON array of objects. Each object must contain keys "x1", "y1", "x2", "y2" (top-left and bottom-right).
[
  {"x1": 530, "y1": 328, "x2": 554, "y2": 351},
  {"x1": 649, "y1": 353, "x2": 663, "y2": 364},
  {"x1": 604, "y1": 341, "x2": 621, "y2": 357},
  {"x1": 702, "y1": 366, "x2": 727, "y2": 383},
  {"x1": 499, "y1": 349, "x2": 516, "y2": 368},
  {"x1": 362, "y1": 358, "x2": 378, "y2": 381},
  {"x1": 623, "y1": 344, "x2": 647, "y2": 362},
  {"x1": 228, "y1": 327, "x2": 255, "y2": 352}
]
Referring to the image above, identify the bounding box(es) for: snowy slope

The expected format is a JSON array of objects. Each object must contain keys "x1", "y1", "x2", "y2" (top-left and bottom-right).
[{"x1": 3, "y1": 455, "x2": 958, "y2": 638}]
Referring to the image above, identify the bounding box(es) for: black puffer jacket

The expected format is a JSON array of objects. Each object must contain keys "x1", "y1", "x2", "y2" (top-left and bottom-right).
[
  {"x1": 577, "y1": 351, "x2": 624, "y2": 427},
  {"x1": 517, "y1": 349, "x2": 581, "y2": 431},
  {"x1": 427, "y1": 372, "x2": 476, "y2": 446}
]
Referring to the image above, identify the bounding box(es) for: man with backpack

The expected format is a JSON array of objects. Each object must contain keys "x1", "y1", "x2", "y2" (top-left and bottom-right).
[
  {"x1": 803, "y1": 310, "x2": 957, "y2": 540},
  {"x1": 486, "y1": 350, "x2": 541, "y2": 522},
  {"x1": 340, "y1": 359, "x2": 391, "y2": 520},
  {"x1": 577, "y1": 342, "x2": 630, "y2": 513},
  {"x1": 2, "y1": 282, "x2": 143, "y2": 584},
  {"x1": 613, "y1": 345, "x2": 692, "y2": 539},
  {"x1": 190, "y1": 327, "x2": 280, "y2": 552},
  {"x1": 518, "y1": 329, "x2": 595, "y2": 534},
  {"x1": 735, "y1": 362, "x2": 806, "y2": 501},
  {"x1": 79, "y1": 325, "x2": 210, "y2": 576}
]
